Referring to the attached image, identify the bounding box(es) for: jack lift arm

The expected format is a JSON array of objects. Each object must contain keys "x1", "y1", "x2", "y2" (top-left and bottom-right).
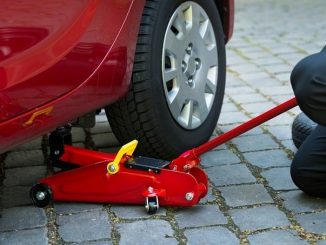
[{"x1": 30, "y1": 98, "x2": 297, "y2": 214}]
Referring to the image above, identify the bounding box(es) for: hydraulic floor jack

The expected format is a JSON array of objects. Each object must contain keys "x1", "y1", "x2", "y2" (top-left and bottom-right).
[{"x1": 30, "y1": 97, "x2": 297, "y2": 214}]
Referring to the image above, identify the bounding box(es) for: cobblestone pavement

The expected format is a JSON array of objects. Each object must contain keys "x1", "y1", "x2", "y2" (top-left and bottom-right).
[{"x1": 1, "y1": 0, "x2": 326, "y2": 244}]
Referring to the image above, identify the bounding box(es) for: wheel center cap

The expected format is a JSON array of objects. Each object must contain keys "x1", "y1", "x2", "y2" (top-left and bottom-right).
[{"x1": 184, "y1": 56, "x2": 197, "y2": 77}]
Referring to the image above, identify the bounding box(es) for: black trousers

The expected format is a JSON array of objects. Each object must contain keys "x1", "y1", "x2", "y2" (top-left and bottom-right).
[{"x1": 291, "y1": 47, "x2": 326, "y2": 197}]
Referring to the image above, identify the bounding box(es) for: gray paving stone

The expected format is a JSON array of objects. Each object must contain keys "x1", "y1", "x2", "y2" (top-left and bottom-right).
[
  {"x1": 218, "y1": 124, "x2": 264, "y2": 136},
  {"x1": 5, "y1": 150, "x2": 44, "y2": 168},
  {"x1": 0, "y1": 206, "x2": 47, "y2": 231},
  {"x1": 295, "y1": 213, "x2": 326, "y2": 235},
  {"x1": 175, "y1": 205, "x2": 227, "y2": 228},
  {"x1": 219, "y1": 184, "x2": 273, "y2": 207},
  {"x1": 280, "y1": 190, "x2": 326, "y2": 213},
  {"x1": 71, "y1": 127, "x2": 86, "y2": 142},
  {"x1": 98, "y1": 147, "x2": 121, "y2": 154},
  {"x1": 274, "y1": 73, "x2": 290, "y2": 82},
  {"x1": 248, "y1": 229, "x2": 308, "y2": 245},
  {"x1": 243, "y1": 149, "x2": 291, "y2": 168},
  {"x1": 230, "y1": 93, "x2": 268, "y2": 104},
  {"x1": 112, "y1": 205, "x2": 166, "y2": 219},
  {"x1": 241, "y1": 101, "x2": 277, "y2": 115},
  {"x1": 72, "y1": 240, "x2": 112, "y2": 245},
  {"x1": 317, "y1": 240, "x2": 326, "y2": 245},
  {"x1": 57, "y1": 210, "x2": 111, "y2": 243},
  {"x1": 218, "y1": 111, "x2": 250, "y2": 125},
  {"x1": 263, "y1": 113, "x2": 294, "y2": 126},
  {"x1": 199, "y1": 187, "x2": 216, "y2": 204},
  {"x1": 281, "y1": 140, "x2": 298, "y2": 153},
  {"x1": 118, "y1": 220, "x2": 177, "y2": 245},
  {"x1": 232, "y1": 134, "x2": 279, "y2": 152},
  {"x1": 201, "y1": 150, "x2": 241, "y2": 168},
  {"x1": 262, "y1": 167, "x2": 298, "y2": 190},
  {"x1": 227, "y1": 77, "x2": 244, "y2": 87},
  {"x1": 92, "y1": 133, "x2": 119, "y2": 148},
  {"x1": 229, "y1": 63, "x2": 260, "y2": 74},
  {"x1": 206, "y1": 164, "x2": 256, "y2": 186},
  {"x1": 54, "y1": 203, "x2": 103, "y2": 215},
  {"x1": 90, "y1": 122, "x2": 112, "y2": 134},
  {"x1": 230, "y1": 205, "x2": 290, "y2": 231},
  {"x1": 14, "y1": 138, "x2": 43, "y2": 151},
  {"x1": 239, "y1": 46, "x2": 264, "y2": 53},
  {"x1": 246, "y1": 78, "x2": 283, "y2": 88},
  {"x1": 3, "y1": 166, "x2": 47, "y2": 187},
  {"x1": 1, "y1": 186, "x2": 32, "y2": 208},
  {"x1": 267, "y1": 125, "x2": 292, "y2": 141},
  {"x1": 185, "y1": 227, "x2": 239, "y2": 245},
  {"x1": 263, "y1": 64, "x2": 293, "y2": 74},
  {"x1": 240, "y1": 71, "x2": 271, "y2": 81},
  {"x1": 225, "y1": 86, "x2": 256, "y2": 95},
  {"x1": 272, "y1": 46, "x2": 299, "y2": 55},
  {"x1": 95, "y1": 112, "x2": 107, "y2": 123},
  {"x1": 227, "y1": 55, "x2": 248, "y2": 66},
  {"x1": 281, "y1": 139, "x2": 297, "y2": 153},
  {"x1": 221, "y1": 103, "x2": 239, "y2": 113},
  {"x1": 259, "y1": 86, "x2": 293, "y2": 96},
  {"x1": 253, "y1": 57, "x2": 284, "y2": 66},
  {"x1": 272, "y1": 95, "x2": 296, "y2": 105},
  {"x1": 0, "y1": 227, "x2": 48, "y2": 245},
  {"x1": 72, "y1": 142, "x2": 85, "y2": 148},
  {"x1": 244, "y1": 51, "x2": 272, "y2": 60}
]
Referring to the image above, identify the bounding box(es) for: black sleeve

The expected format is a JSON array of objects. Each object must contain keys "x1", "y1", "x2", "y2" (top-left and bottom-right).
[{"x1": 291, "y1": 47, "x2": 326, "y2": 125}]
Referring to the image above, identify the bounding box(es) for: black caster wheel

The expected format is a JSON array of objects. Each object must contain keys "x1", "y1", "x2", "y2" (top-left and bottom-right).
[
  {"x1": 30, "y1": 183, "x2": 53, "y2": 208},
  {"x1": 145, "y1": 196, "x2": 159, "y2": 215}
]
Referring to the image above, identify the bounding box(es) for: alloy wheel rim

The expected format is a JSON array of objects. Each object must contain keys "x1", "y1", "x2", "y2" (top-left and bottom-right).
[{"x1": 162, "y1": 1, "x2": 219, "y2": 129}]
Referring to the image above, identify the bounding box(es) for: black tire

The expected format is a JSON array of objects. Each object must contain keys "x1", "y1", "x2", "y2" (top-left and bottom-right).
[
  {"x1": 292, "y1": 112, "x2": 317, "y2": 149},
  {"x1": 106, "y1": 0, "x2": 226, "y2": 160}
]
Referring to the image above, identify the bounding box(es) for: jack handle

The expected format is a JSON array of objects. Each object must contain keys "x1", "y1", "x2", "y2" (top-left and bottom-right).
[
  {"x1": 170, "y1": 97, "x2": 297, "y2": 171},
  {"x1": 107, "y1": 140, "x2": 138, "y2": 174},
  {"x1": 194, "y1": 97, "x2": 297, "y2": 156}
]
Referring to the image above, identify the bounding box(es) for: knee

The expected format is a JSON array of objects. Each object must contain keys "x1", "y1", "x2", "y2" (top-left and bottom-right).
[
  {"x1": 290, "y1": 156, "x2": 304, "y2": 189},
  {"x1": 291, "y1": 156, "x2": 324, "y2": 197}
]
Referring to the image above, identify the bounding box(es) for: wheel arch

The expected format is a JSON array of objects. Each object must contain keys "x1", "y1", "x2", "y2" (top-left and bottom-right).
[{"x1": 215, "y1": 0, "x2": 234, "y2": 43}]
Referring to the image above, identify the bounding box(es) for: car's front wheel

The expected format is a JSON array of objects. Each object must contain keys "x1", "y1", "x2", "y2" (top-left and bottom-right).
[{"x1": 106, "y1": 0, "x2": 226, "y2": 160}]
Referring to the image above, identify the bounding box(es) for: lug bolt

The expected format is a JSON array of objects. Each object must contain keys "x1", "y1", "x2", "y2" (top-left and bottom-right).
[
  {"x1": 186, "y1": 43, "x2": 193, "y2": 55},
  {"x1": 185, "y1": 192, "x2": 194, "y2": 201},
  {"x1": 188, "y1": 78, "x2": 194, "y2": 87},
  {"x1": 195, "y1": 59, "x2": 201, "y2": 70},
  {"x1": 109, "y1": 165, "x2": 116, "y2": 172},
  {"x1": 36, "y1": 191, "x2": 46, "y2": 201}
]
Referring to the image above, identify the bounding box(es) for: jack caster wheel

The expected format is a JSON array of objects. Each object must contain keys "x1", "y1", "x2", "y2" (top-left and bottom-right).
[
  {"x1": 30, "y1": 183, "x2": 53, "y2": 208},
  {"x1": 145, "y1": 196, "x2": 159, "y2": 215}
]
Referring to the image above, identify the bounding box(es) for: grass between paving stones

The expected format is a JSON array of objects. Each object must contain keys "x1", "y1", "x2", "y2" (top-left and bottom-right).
[{"x1": 45, "y1": 206, "x2": 64, "y2": 245}]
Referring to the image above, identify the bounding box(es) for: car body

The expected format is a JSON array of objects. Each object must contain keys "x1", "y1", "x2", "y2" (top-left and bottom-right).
[{"x1": 0, "y1": 0, "x2": 234, "y2": 154}]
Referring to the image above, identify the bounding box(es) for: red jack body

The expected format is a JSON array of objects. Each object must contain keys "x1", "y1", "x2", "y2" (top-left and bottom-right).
[{"x1": 31, "y1": 97, "x2": 297, "y2": 213}]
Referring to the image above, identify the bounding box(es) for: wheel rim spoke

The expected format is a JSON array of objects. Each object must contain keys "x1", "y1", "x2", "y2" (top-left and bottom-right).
[{"x1": 163, "y1": 68, "x2": 178, "y2": 83}]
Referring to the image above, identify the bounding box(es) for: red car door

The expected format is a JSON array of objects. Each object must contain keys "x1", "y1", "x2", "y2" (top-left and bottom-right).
[{"x1": 0, "y1": 0, "x2": 132, "y2": 122}]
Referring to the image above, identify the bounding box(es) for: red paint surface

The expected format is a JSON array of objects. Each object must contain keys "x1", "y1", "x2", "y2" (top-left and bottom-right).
[{"x1": 0, "y1": 0, "x2": 145, "y2": 152}]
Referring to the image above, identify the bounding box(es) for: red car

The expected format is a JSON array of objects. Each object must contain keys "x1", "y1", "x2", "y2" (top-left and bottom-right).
[{"x1": 0, "y1": 0, "x2": 234, "y2": 159}]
